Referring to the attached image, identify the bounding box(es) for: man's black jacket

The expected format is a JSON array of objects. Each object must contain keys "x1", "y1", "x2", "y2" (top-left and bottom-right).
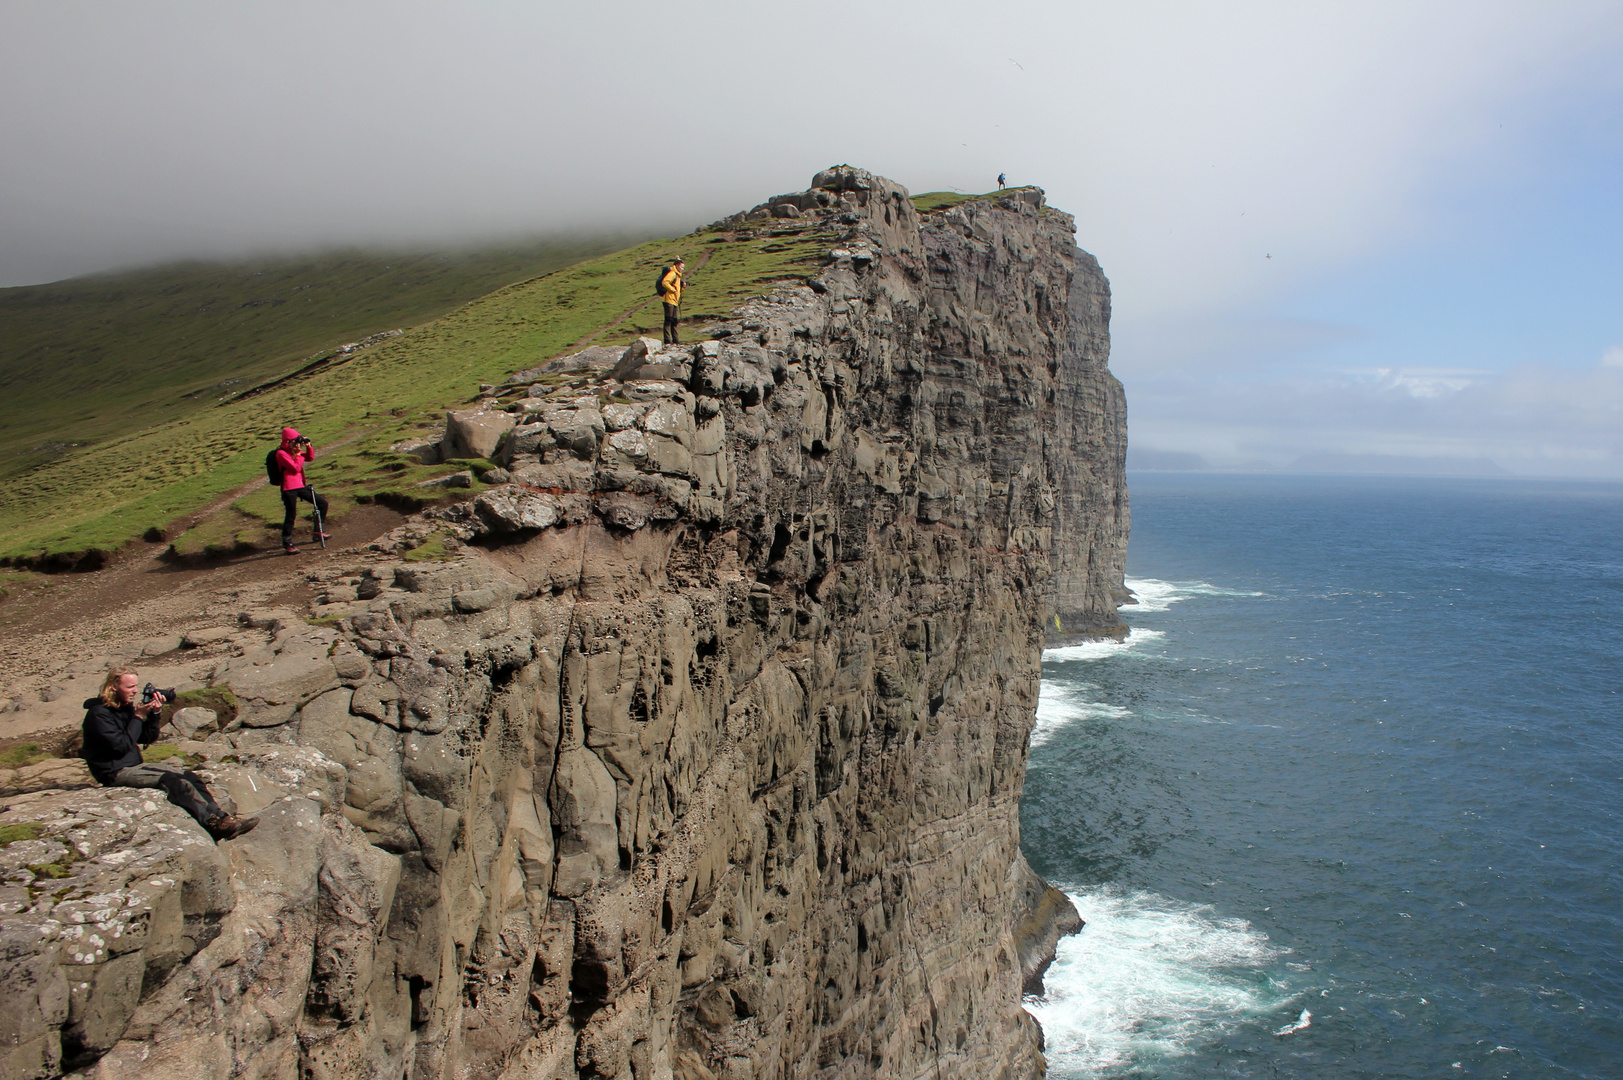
[{"x1": 81, "y1": 697, "x2": 161, "y2": 784}]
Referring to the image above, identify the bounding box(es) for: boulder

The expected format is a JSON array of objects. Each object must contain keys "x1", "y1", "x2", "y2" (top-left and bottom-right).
[
  {"x1": 137, "y1": 635, "x2": 183, "y2": 657},
  {"x1": 547, "y1": 408, "x2": 605, "y2": 460},
  {"x1": 416, "y1": 471, "x2": 473, "y2": 490},
  {"x1": 440, "y1": 409, "x2": 515, "y2": 461},
  {"x1": 390, "y1": 437, "x2": 441, "y2": 465},
  {"x1": 0, "y1": 756, "x2": 94, "y2": 796},
  {"x1": 503, "y1": 421, "x2": 554, "y2": 463},
  {"x1": 607, "y1": 337, "x2": 664, "y2": 382},
  {"x1": 0, "y1": 787, "x2": 236, "y2": 1070},
  {"x1": 181, "y1": 626, "x2": 235, "y2": 649},
  {"x1": 214, "y1": 639, "x2": 339, "y2": 727},
  {"x1": 812, "y1": 164, "x2": 878, "y2": 191},
  {"x1": 601, "y1": 403, "x2": 646, "y2": 432},
  {"x1": 473, "y1": 488, "x2": 561, "y2": 533},
  {"x1": 169, "y1": 706, "x2": 218, "y2": 739}
]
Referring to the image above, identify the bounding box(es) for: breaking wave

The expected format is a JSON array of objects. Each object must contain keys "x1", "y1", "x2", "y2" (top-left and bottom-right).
[
  {"x1": 1043, "y1": 627, "x2": 1166, "y2": 663},
  {"x1": 1026, "y1": 887, "x2": 1292, "y2": 1075},
  {"x1": 1121, "y1": 577, "x2": 1266, "y2": 613}
]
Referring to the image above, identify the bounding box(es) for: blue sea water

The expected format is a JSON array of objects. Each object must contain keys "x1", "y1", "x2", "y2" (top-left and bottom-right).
[{"x1": 1020, "y1": 473, "x2": 1623, "y2": 1078}]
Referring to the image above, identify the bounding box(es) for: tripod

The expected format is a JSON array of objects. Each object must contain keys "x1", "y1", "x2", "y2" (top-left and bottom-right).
[{"x1": 310, "y1": 485, "x2": 326, "y2": 549}]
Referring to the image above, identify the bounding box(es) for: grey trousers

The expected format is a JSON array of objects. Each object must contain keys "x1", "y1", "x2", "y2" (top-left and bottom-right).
[{"x1": 112, "y1": 761, "x2": 223, "y2": 827}]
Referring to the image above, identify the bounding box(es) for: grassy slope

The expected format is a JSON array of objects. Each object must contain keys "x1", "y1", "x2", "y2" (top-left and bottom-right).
[
  {"x1": 0, "y1": 238, "x2": 644, "y2": 480},
  {"x1": 0, "y1": 221, "x2": 840, "y2": 564}
]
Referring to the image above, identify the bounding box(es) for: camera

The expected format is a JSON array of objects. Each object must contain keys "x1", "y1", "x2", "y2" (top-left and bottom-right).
[{"x1": 142, "y1": 683, "x2": 176, "y2": 709}]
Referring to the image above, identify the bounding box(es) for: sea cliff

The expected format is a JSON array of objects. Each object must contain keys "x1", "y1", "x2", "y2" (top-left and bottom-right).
[{"x1": 0, "y1": 168, "x2": 1128, "y2": 1080}]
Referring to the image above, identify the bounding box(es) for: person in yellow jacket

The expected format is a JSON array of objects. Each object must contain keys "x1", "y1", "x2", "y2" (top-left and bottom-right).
[{"x1": 659, "y1": 258, "x2": 685, "y2": 345}]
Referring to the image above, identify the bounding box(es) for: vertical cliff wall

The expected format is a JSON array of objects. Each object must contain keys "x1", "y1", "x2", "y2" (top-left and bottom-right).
[{"x1": 0, "y1": 169, "x2": 1128, "y2": 1080}]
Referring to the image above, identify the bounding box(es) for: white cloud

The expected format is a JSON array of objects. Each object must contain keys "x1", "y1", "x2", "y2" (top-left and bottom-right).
[
  {"x1": 3, "y1": 2, "x2": 1621, "y2": 476},
  {"x1": 1129, "y1": 355, "x2": 1623, "y2": 475},
  {"x1": 1359, "y1": 368, "x2": 1485, "y2": 399}
]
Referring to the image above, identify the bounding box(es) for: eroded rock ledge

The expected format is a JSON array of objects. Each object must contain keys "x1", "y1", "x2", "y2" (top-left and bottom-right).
[{"x1": 1, "y1": 168, "x2": 1127, "y2": 1080}]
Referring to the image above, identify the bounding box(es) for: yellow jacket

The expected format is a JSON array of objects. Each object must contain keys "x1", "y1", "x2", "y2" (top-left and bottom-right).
[{"x1": 659, "y1": 265, "x2": 684, "y2": 306}]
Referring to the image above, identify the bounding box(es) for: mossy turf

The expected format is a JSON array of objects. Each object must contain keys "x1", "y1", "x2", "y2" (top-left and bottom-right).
[
  {"x1": 142, "y1": 743, "x2": 205, "y2": 768},
  {"x1": 0, "y1": 742, "x2": 50, "y2": 768},
  {"x1": 910, "y1": 190, "x2": 996, "y2": 213},
  {"x1": 910, "y1": 188, "x2": 1042, "y2": 214},
  {"x1": 400, "y1": 533, "x2": 460, "y2": 562},
  {"x1": 0, "y1": 222, "x2": 836, "y2": 565},
  {"x1": 0, "y1": 822, "x2": 46, "y2": 846},
  {"x1": 169, "y1": 686, "x2": 238, "y2": 728}
]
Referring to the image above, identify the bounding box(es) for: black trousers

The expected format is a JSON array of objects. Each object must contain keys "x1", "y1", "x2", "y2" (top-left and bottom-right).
[
  {"x1": 112, "y1": 763, "x2": 224, "y2": 827},
  {"x1": 662, "y1": 302, "x2": 680, "y2": 344},
  {"x1": 281, "y1": 485, "x2": 329, "y2": 545}
]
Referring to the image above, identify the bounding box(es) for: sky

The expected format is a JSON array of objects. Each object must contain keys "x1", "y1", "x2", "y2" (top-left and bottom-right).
[{"x1": 4, "y1": 1, "x2": 1622, "y2": 477}]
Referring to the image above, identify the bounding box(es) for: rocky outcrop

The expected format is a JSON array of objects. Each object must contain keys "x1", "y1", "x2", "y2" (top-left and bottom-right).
[{"x1": 0, "y1": 168, "x2": 1127, "y2": 1080}]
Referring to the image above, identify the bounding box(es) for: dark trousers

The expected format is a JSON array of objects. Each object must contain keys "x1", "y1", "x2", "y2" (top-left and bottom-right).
[
  {"x1": 662, "y1": 302, "x2": 681, "y2": 345},
  {"x1": 281, "y1": 485, "x2": 329, "y2": 546},
  {"x1": 112, "y1": 762, "x2": 224, "y2": 827}
]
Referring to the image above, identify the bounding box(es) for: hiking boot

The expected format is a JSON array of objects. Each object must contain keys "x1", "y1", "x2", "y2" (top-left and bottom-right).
[
  {"x1": 284, "y1": 544, "x2": 300, "y2": 555},
  {"x1": 313, "y1": 531, "x2": 331, "y2": 541},
  {"x1": 206, "y1": 814, "x2": 259, "y2": 841}
]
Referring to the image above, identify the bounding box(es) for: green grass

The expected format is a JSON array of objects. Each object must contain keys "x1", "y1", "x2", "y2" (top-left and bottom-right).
[
  {"x1": 142, "y1": 743, "x2": 204, "y2": 767},
  {"x1": 0, "y1": 822, "x2": 46, "y2": 846},
  {"x1": 910, "y1": 189, "x2": 1036, "y2": 213},
  {"x1": 0, "y1": 238, "x2": 650, "y2": 482},
  {"x1": 0, "y1": 742, "x2": 49, "y2": 768},
  {"x1": 169, "y1": 686, "x2": 239, "y2": 728},
  {"x1": 401, "y1": 533, "x2": 461, "y2": 562},
  {"x1": 0, "y1": 221, "x2": 834, "y2": 565}
]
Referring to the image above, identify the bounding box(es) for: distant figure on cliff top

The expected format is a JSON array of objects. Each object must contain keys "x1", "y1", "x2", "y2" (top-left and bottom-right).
[
  {"x1": 82, "y1": 667, "x2": 258, "y2": 841},
  {"x1": 997, "y1": 173, "x2": 1007, "y2": 189},
  {"x1": 270, "y1": 427, "x2": 329, "y2": 554},
  {"x1": 658, "y1": 258, "x2": 686, "y2": 345}
]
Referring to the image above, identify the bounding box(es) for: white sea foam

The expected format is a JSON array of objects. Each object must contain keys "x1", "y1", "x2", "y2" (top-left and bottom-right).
[
  {"x1": 1043, "y1": 628, "x2": 1166, "y2": 663},
  {"x1": 1032, "y1": 682, "x2": 1131, "y2": 746},
  {"x1": 1121, "y1": 577, "x2": 1265, "y2": 613},
  {"x1": 1273, "y1": 1007, "x2": 1312, "y2": 1036},
  {"x1": 1026, "y1": 887, "x2": 1288, "y2": 1073}
]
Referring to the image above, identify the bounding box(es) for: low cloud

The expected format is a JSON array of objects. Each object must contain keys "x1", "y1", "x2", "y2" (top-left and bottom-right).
[{"x1": 3, "y1": 3, "x2": 1620, "y2": 477}]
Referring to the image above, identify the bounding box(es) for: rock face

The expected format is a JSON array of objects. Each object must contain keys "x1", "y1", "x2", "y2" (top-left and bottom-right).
[{"x1": 0, "y1": 168, "x2": 1127, "y2": 1080}]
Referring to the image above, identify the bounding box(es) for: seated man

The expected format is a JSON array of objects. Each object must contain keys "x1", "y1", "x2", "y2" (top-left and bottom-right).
[{"x1": 81, "y1": 668, "x2": 257, "y2": 841}]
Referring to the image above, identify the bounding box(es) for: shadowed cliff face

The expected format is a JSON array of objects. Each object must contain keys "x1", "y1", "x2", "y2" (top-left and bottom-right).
[{"x1": 0, "y1": 169, "x2": 1127, "y2": 1080}]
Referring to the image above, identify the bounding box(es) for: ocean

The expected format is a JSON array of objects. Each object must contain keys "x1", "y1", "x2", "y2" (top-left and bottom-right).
[{"x1": 1019, "y1": 472, "x2": 1623, "y2": 1078}]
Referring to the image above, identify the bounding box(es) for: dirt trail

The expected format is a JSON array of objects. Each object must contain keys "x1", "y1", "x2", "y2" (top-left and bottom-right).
[
  {"x1": 0, "y1": 503, "x2": 406, "y2": 736},
  {"x1": 169, "y1": 425, "x2": 378, "y2": 536}
]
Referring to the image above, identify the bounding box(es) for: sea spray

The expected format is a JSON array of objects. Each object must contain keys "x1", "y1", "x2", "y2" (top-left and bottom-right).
[{"x1": 1027, "y1": 887, "x2": 1289, "y2": 1072}]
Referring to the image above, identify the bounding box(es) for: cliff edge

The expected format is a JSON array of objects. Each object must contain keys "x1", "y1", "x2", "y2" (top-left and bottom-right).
[{"x1": 0, "y1": 168, "x2": 1128, "y2": 1080}]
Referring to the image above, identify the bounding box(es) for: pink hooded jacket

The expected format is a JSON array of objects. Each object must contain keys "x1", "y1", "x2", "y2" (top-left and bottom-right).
[{"x1": 274, "y1": 427, "x2": 314, "y2": 491}]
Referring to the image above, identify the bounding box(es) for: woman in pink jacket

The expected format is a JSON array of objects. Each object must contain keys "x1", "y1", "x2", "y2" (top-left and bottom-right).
[{"x1": 275, "y1": 427, "x2": 329, "y2": 553}]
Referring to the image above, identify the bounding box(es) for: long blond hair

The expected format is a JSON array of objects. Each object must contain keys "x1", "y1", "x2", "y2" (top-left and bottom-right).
[{"x1": 99, "y1": 667, "x2": 138, "y2": 707}]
